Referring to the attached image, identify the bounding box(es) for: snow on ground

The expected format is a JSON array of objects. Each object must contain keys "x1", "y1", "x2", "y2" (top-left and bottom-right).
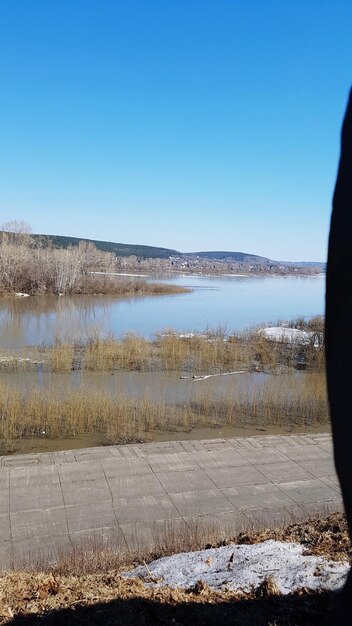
[
  {"x1": 89, "y1": 271, "x2": 148, "y2": 277},
  {"x1": 258, "y1": 327, "x2": 317, "y2": 345},
  {"x1": 123, "y1": 540, "x2": 349, "y2": 595},
  {"x1": 160, "y1": 332, "x2": 207, "y2": 340},
  {"x1": 160, "y1": 332, "x2": 226, "y2": 342}
]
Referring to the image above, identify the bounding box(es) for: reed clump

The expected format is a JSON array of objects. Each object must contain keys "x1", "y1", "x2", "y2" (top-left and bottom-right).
[
  {"x1": 50, "y1": 340, "x2": 75, "y2": 372},
  {"x1": 80, "y1": 277, "x2": 190, "y2": 297},
  {"x1": 0, "y1": 372, "x2": 329, "y2": 452},
  {"x1": 33, "y1": 316, "x2": 325, "y2": 374},
  {"x1": 84, "y1": 332, "x2": 153, "y2": 371},
  {"x1": 0, "y1": 316, "x2": 325, "y2": 374},
  {"x1": 156, "y1": 328, "x2": 247, "y2": 371},
  {"x1": 84, "y1": 333, "x2": 120, "y2": 371}
]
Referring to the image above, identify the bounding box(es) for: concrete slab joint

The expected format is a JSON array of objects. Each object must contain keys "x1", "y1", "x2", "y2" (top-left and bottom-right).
[{"x1": 0, "y1": 433, "x2": 343, "y2": 569}]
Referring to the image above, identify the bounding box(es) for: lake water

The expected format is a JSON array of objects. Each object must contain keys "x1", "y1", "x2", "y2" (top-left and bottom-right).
[
  {"x1": 0, "y1": 275, "x2": 327, "y2": 454},
  {"x1": 0, "y1": 370, "x2": 269, "y2": 402},
  {"x1": 0, "y1": 274, "x2": 325, "y2": 349}
]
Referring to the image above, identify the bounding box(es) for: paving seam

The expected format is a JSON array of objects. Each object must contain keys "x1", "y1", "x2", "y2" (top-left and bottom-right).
[
  {"x1": 0, "y1": 434, "x2": 334, "y2": 468},
  {"x1": 216, "y1": 479, "x2": 306, "y2": 516},
  {"x1": 196, "y1": 452, "x2": 253, "y2": 519},
  {"x1": 141, "y1": 454, "x2": 192, "y2": 525},
  {"x1": 56, "y1": 464, "x2": 73, "y2": 549},
  {"x1": 10, "y1": 504, "x2": 71, "y2": 515},
  {"x1": 266, "y1": 467, "x2": 344, "y2": 516},
  {"x1": 7, "y1": 471, "x2": 14, "y2": 564},
  {"x1": 228, "y1": 444, "x2": 293, "y2": 463},
  {"x1": 319, "y1": 476, "x2": 342, "y2": 494},
  {"x1": 143, "y1": 449, "x2": 239, "y2": 526},
  {"x1": 215, "y1": 446, "x2": 337, "y2": 518},
  {"x1": 0, "y1": 434, "x2": 341, "y2": 564},
  {"x1": 99, "y1": 460, "x2": 129, "y2": 550},
  {"x1": 107, "y1": 455, "x2": 187, "y2": 538},
  {"x1": 12, "y1": 528, "x2": 72, "y2": 541},
  {"x1": 201, "y1": 454, "x2": 273, "y2": 487},
  {"x1": 316, "y1": 442, "x2": 334, "y2": 454},
  {"x1": 261, "y1": 447, "x2": 342, "y2": 503},
  {"x1": 182, "y1": 450, "x2": 242, "y2": 514}
]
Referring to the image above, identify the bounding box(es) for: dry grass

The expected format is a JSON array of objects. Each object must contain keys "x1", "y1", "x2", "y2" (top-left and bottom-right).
[
  {"x1": 52, "y1": 514, "x2": 352, "y2": 575},
  {"x1": 84, "y1": 332, "x2": 152, "y2": 371},
  {"x1": 0, "y1": 573, "x2": 337, "y2": 625},
  {"x1": 50, "y1": 341, "x2": 74, "y2": 372},
  {"x1": 79, "y1": 277, "x2": 191, "y2": 297},
  {"x1": 0, "y1": 513, "x2": 348, "y2": 626},
  {"x1": 0, "y1": 371, "x2": 329, "y2": 452},
  {"x1": 19, "y1": 517, "x2": 232, "y2": 578},
  {"x1": 0, "y1": 316, "x2": 325, "y2": 374}
]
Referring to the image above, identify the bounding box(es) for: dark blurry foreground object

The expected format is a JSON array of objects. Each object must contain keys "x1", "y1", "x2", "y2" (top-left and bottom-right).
[{"x1": 326, "y1": 88, "x2": 352, "y2": 623}]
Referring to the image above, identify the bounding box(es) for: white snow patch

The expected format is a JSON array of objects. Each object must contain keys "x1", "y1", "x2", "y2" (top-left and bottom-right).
[
  {"x1": 89, "y1": 271, "x2": 148, "y2": 277},
  {"x1": 0, "y1": 356, "x2": 44, "y2": 364},
  {"x1": 160, "y1": 332, "x2": 204, "y2": 339},
  {"x1": 123, "y1": 540, "x2": 349, "y2": 594},
  {"x1": 15, "y1": 292, "x2": 30, "y2": 297},
  {"x1": 159, "y1": 333, "x2": 226, "y2": 342},
  {"x1": 258, "y1": 327, "x2": 320, "y2": 346}
]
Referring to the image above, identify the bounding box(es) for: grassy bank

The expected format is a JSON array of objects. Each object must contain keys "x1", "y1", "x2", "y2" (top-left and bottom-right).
[
  {"x1": 0, "y1": 513, "x2": 348, "y2": 625},
  {"x1": 68, "y1": 278, "x2": 191, "y2": 297},
  {"x1": 0, "y1": 316, "x2": 325, "y2": 374},
  {"x1": 0, "y1": 372, "x2": 328, "y2": 453},
  {"x1": 0, "y1": 279, "x2": 190, "y2": 299}
]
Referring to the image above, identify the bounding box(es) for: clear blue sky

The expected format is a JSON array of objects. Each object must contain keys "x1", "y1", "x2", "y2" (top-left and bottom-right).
[{"x1": 1, "y1": 0, "x2": 351, "y2": 261}]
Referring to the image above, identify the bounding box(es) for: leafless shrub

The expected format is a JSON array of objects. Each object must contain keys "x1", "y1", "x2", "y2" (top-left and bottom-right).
[
  {"x1": 0, "y1": 233, "x2": 190, "y2": 296},
  {"x1": 0, "y1": 370, "x2": 329, "y2": 451}
]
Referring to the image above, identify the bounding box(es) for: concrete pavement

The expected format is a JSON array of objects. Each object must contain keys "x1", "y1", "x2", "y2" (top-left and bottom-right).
[{"x1": 0, "y1": 433, "x2": 343, "y2": 569}]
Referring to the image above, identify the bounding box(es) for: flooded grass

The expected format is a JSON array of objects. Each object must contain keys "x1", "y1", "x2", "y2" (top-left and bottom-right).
[
  {"x1": 0, "y1": 317, "x2": 325, "y2": 374},
  {"x1": 0, "y1": 371, "x2": 329, "y2": 454},
  {"x1": 0, "y1": 317, "x2": 327, "y2": 454}
]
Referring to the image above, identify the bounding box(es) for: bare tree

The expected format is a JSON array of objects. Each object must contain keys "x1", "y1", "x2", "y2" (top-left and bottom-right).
[
  {"x1": 1, "y1": 220, "x2": 32, "y2": 234},
  {"x1": 1, "y1": 220, "x2": 33, "y2": 247},
  {"x1": 52, "y1": 247, "x2": 84, "y2": 295},
  {"x1": 0, "y1": 233, "x2": 32, "y2": 292},
  {"x1": 0, "y1": 228, "x2": 151, "y2": 294}
]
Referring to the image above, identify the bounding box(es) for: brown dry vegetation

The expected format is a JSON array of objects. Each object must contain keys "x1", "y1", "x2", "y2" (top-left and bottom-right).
[
  {"x1": 0, "y1": 371, "x2": 328, "y2": 453},
  {"x1": 0, "y1": 316, "x2": 325, "y2": 374},
  {"x1": 59, "y1": 318, "x2": 325, "y2": 373},
  {"x1": 0, "y1": 317, "x2": 327, "y2": 453},
  {"x1": 0, "y1": 230, "x2": 189, "y2": 297},
  {"x1": 0, "y1": 514, "x2": 349, "y2": 626}
]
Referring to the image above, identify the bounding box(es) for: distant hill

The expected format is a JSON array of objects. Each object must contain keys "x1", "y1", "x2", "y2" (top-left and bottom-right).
[
  {"x1": 23, "y1": 232, "x2": 325, "y2": 267},
  {"x1": 284, "y1": 261, "x2": 326, "y2": 268},
  {"x1": 188, "y1": 251, "x2": 326, "y2": 269},
  {"x1": 32, "y1": 233, "x2": 179, "y2": 259},
  {"x1": 188, "y1": 250, "x2": 272, "y2": 264}
]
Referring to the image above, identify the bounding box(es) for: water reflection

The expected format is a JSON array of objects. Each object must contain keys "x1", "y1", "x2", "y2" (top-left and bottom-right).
[
  {"x1": 0, "y1": 275, "x2": 324, "y2": 349},
  {"x1": 0, "y1": 295, "x2": 115, "y2": 348},
  {"x1": 0, "y1": 369, "x2": 307, "y2": 403}
]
